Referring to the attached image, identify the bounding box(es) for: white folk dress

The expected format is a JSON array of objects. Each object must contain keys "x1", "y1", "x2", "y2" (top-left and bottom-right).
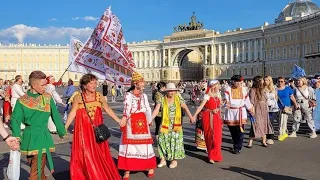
[
  {"x1": 118, "y1": 92, "x2": 156, "y2": 171},
  {"x1": 223, "y1": 86, "x2": 252, "y2": 126}
]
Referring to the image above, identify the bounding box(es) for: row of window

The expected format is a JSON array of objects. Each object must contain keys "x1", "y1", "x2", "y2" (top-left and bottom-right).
[
  {"x1": 267, "y1": 43, "x2": 320, "y2": 60},
  {"x1": 266, "y1": 27, "x2": 320, "y2": 44},
  {"x1": 0, "y1": 62, "x2": 69, "y2": 70}
]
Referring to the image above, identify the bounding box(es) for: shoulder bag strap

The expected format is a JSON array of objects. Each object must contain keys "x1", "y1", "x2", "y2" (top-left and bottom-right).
[
  {"x1": 80, "y1": 92, "x2": 95, "y2": 128},
  {"x1": 296, "y1": 87, "x2": 309, "y2": 100}
]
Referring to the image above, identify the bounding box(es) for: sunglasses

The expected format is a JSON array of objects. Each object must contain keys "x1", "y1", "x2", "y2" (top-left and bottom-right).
[{"x1": 278, "y1": 80, "x2": 285, "y2": 83}]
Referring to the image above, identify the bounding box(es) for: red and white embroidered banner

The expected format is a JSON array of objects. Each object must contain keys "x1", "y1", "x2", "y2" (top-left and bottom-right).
[{"x1": 74, "y1": 6, "x2": 135, "y2": 85}]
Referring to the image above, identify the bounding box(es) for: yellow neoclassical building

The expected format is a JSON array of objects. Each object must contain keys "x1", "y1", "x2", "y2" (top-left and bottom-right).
[{"x1": 1, "y1": 0, "x2": 320, "y2": 82}]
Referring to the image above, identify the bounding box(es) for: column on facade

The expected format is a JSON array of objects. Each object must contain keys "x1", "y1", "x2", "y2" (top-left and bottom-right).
[
  {"x1": 139, "y1": 51, "x2": 143, "y2": 68},
  {"x1": 248, "y1": 40, "x2": 251, "y2": 61},
  {"x1": 242, "y1": 41, "x2": 245, "y2": 62},
  {"x1": 224, "y1": 43, "x2": 228, "y2": 64},
  {"x1": 218, "y1": 44, "x2": 222, "y2": 64},
  {"x1": 168, "y1": 49, "x2": 171, "y2": 67},
  {"x1": 260, "y1": 39, "x2": 263, "y2": 59},
  {"x1": 154, "y1": 50, "x2": 157, "y2": 68},
  {"x1": 134, "y1": 52, "x2": 138, "y2": 68},
  {"x1": 211, "y1": 44, "x2": 215, "y2": 64},
  {"x1": 230, "y1": 42, "x2": 234, "y2": 63},
  {"x1": 254, "y1": 39, "x2": 258, "y2": 60},
  {"x1": 149, "y1": 51, "x2": 153, "y2": 68},
  {"x1": 162, "y1": 49, "x2": 165, "y2": 67},
  {"x1": 236, "y1": 42, "x2": 239, "y2": 63},
  {"x1": 204, "y1": 45, "x2": 208, "y2": 65}
]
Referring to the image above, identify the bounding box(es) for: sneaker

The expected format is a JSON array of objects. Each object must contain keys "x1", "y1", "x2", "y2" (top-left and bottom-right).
[
  {"x1": 283, "y1": 133, "x2": 289, "y2": 139},
  {"x1": 310, "y1": 132, "x2": 317, "y2": 139},
  {"x1": 278, "y1": 135, "x2": 285, "y2": 141},
  {"x1": 267, "y1": 139, "x2": 274, "y2": 145},
  {"x1": 289, "y1": 132, "x2": 297, "y2": 138}
]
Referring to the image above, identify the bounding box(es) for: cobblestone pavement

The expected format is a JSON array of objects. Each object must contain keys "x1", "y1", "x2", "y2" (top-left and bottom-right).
[{"x1": 1, "y1": 86, "x2": 320, "y2": 180}]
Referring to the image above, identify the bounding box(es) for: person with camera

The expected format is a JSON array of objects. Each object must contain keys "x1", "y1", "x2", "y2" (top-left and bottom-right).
[{"x1": 65, "y1": 74, "x2": 121, "y2": 180}]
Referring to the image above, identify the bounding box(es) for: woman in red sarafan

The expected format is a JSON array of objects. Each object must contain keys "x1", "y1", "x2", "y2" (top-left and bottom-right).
[
  {"x1": 3, "y1": 80, "x2": 14, "y2": 123},
  {"x1": 65, "y1": 74, "x2": 122, "y2": 180},
  {"x1": 193, "y1": 80, "x2": 223, "y2": 164}
]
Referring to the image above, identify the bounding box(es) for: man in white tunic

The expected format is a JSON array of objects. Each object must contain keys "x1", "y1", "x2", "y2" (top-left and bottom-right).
[
  {"x1": 11, "y1": 75, "x2": 25, "y2": 129},
  {"x1": 223, "y1": 75, "x2": 253, "y2": 154}
]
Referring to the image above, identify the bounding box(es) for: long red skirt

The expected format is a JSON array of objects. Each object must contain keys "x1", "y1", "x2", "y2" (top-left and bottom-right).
[
  {"x1": 202, "y1": 110, "x2": 223, "y2": 162},
  {"x1": 70, "y1": 107, "x2": 120, "y2": 180},
  {"x1": 3, "y1": 101, "x2": 12, "y2": 122}
]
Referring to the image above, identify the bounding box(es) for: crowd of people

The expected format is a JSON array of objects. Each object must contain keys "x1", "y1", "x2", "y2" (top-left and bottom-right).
[{"x1": 0, "y1": 71, "x2": 319, "y2": 180}]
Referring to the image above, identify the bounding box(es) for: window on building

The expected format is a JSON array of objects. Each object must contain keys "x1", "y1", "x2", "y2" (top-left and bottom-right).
[
  {"x1": 283, "y1": 65, "x2": 286, "y2": 75},
  {"x1": 244, "y1": 68, "x2": 247, "y2": 76},
  {"x1": 290, "y1": 48, "x2": 294, "y2": 57},
  {"x1": 147, "y1": 73, "x2": 149, "y2": 79},
  {"x1": 310, "y1": 44, "x2": 313, "y2": 53},
  {"x1": 239, "y1": 69, "x2": 241, "y2": 75},
  {"x1": 264, "y1": 39, "x2": 267, "y2": 45},
  {"x1": 152, "y1": 73, "x2": 154, "y2": 78},
  {"x1": 290, "y1": 33, "x2": 293, "y2": 40},
  {"x1": 264, "y1": 51, "x2": 267, "y2": 59},
  {"x1": 232, "y1": 69, "x2": 235, "y2": 75},
  {"x1": 233, "y1": 54, "x2": 236, "y2": 62},
  {"x1": 277, "y1": 36, "x2": 280, "y2": 43},
  {"x1": 297, "y1": 46, "x2": 300, "y2": 57},
  {"x1": 246, "y1": 41, "x2": 248, "y2": 47},
  {"x1": 270, "y1": 38, "x2": 273, "y2": 44},
  {"x1": 304, "y1": 31, "x2": 307, "y2": 37},
  {"x1": 283, "y1": 35, "x2": 287, "y2": 42},
  {"x1": 303, "y1": 45, "x2": 307, "y2": 55},
  {"x1": 283, "y1": 48, "x2": 287, "y2": 58},
  {"x1": 250, "y1": 68, "x2": 253, "y2": 75},
  {"x1": 251, "y1": 53, "x2": 254, "y2": 60},
  {"x1": 297, "y1": 32, "x2": 300, "y2": 39},
  {"x1": 258, "y1": 52, "x2": 260, "y2": 59},
  {"x1": 277, "y1": 49, "x2": 280, "y2": 59},
  {"x1": 311, "y1": 29, "x2": 314, "y2": 36},
  {"x1": 270, "y1": 50, "x2": 274, "y2": 59},
  {"x1": 245, "y1": 53, "x2": 248, "y2": 61}
]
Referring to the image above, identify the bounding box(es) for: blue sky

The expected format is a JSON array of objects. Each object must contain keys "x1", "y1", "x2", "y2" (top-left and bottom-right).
[{"x1": 1, "y1": 0, "x2": 320, "y2": 44}]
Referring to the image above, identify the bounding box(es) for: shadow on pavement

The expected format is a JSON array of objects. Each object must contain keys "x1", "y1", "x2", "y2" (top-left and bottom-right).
[{"x1": 221, "y1": 166, "x2": 305, "y2": 180}]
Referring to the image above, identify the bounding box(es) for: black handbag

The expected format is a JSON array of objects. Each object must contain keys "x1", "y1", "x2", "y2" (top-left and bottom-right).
[{"x1": 80, "y1": 92, "x2": 111, "y2": 143}]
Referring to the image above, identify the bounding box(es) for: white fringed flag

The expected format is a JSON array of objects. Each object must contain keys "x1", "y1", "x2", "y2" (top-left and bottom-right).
[
  {"x1": 68, "y1": 37, "x2": 105, "y2": 80},
  {"x1": 73, "y1": 6, "x2": 135, "y2": 85}
]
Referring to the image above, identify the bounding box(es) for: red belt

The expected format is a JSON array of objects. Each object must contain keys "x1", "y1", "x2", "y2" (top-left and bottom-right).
[{"x1": 229, "y1": 106, "x2": 245, "y2": 132}]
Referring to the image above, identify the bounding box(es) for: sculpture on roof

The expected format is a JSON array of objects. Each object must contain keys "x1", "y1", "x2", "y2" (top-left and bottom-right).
[{"x1": 173, "y1": 12, "x2": 204, "y2": 32}]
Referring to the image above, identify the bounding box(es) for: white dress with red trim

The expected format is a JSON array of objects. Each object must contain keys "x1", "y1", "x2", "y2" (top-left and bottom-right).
[
  {"x1": 223, "y1": 86, "x2": 252, "y2": 126},
  {"x1": 118, "y1": 92, "x2": 156, "y2": 171}
]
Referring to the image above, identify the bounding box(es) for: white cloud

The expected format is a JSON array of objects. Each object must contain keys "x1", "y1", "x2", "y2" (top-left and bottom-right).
[
  {"x1": 82, "y1": 16, "x2": 99, "y2": 21},
  {"x1": 48, "y1": 18, "x2": 58, "y2": 22},
  {"x1": 0, "y1": 24, "x2": 93, "y2": 43},
  {"x1": 72, "y1": 17, "x2": 80, "y2": 20}
]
